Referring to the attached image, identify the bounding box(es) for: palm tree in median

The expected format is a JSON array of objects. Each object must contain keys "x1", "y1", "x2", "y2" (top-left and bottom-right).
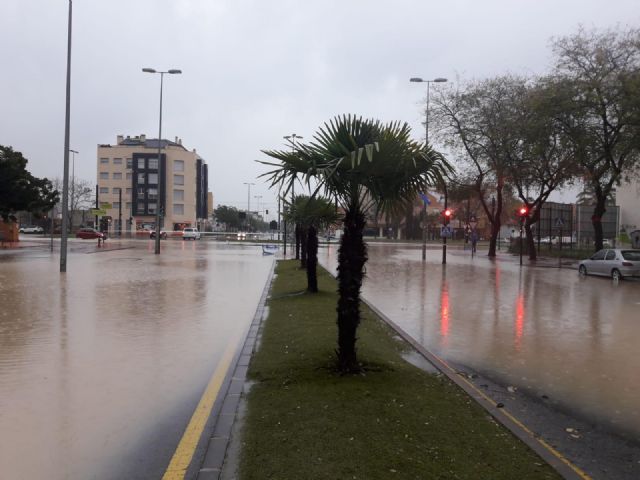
[
  {"x1": 261, "y1": 115, "x2": 452, "y2": 373},
  {"x1": 284, "y1": 194, "x2": 340, "y2": 292}
]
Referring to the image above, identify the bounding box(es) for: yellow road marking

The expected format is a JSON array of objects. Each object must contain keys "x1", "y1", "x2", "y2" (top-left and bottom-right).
[
  {"x1": 431, "y1": 351, "x2": 592, "y2": 480},
  {"x1": 162, "y1": 337, "x2": 241, "y2": 480}
]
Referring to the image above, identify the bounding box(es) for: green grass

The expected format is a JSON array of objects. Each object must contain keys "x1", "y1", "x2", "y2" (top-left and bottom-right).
[{"x1": 240, "y1": 260, "x2": 560, "y2": 480}]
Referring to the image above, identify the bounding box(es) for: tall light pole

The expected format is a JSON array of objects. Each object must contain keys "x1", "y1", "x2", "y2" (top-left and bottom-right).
[
  {"x1": 244, "y1": 182, "x2": 255, "y2": 231},
  {"x1": 410, "y1": 77, "x2": 448, "y2": 261},
  {"x1": 60, "y1": 0, "x2": 73, "y2": 273},
  {"x1": 142, "y1": 67, "x2": 182, "y2": 254},
  {"x1": 254, "y1": 195, "x2": 263, "y2": 225},
  {"x1": 284, "y1": 134, "x2": 303, "y2": 259},
  {"x1": 69, "y1": 149, "x2": 78, "y2": 231}
]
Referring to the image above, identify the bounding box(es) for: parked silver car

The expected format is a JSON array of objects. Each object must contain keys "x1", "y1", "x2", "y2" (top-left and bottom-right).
[{"x1": 578, "y1": 249, "x2": 640, "y2": 280}]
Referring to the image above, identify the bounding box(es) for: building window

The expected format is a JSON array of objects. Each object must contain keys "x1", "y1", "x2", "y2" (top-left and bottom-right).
[
  {"x1": 148, "y1": 188, "x2": 158, "y2": 200},
  {"x1": 126, "y1": 202, "x2": 132, "y2": 210},
  {"x1": 99, "y1": 187, "x2": 109, "y2": 194},
  {"x1": 173, "y1": 203, "x2": 184, "y2": 215},
  {"x1": 148, "y1": 173, "x2": 158, "y2": 184},
  {"x1": 173, "y1": 189, "x2": 184, "y2": 201},
  {"x1": 113, "y1": 202, "x2": 120, "y2": 209},
  {"x1": 137, "y1": 187, "x2": 145, "y2": 195},
  {"x1": 112, "y1": 187, "x2": 121, "y2": 194},
  {"x1": 126, "y1": 172, "x2": 132, "y2": 180},
  {"x1": 126, "y1": 188, "x2": 132, "y2": 195},
  {"x1": 113, "y1": 158, "x2": 123, "y2": 165},
  {"x1": 126, "y1": 158, "x2": 132, "y2": 169},
  {"x1": 138, "y1": 173, "x2": 145, "y2": 184},
  {"x1": 99, "y1": 172, "x2": 109, "y2": 180},
  {"x1": 100, "y1": 158, "x2": 109, "y2": 164},
  {"x1": 138, "y1": 158, "x2": 145, "y2": 169},
  {"x1": 148, "y1": 202, "x2": 157, "y2": 214},
  {"x1": 174, "y1": 160, "x2": 184, "y2": 172},
  {"x1": 137, "y1": 201, "x2": 145, "y2": 212},
  {"x1": 113, "y1": 172, "x2": 122, "y2": 180},
  {"x1": 173, "y1": 174, "x2": 184, "y2": 185},
  {"x1": 148, "y1": 158, "x2": 158, "y2": 169}
]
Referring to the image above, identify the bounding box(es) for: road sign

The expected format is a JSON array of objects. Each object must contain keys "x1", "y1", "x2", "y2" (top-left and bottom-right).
[
  {"x1": 555, "y1": 217, "x2": 565, "y2": 227},
  {"x1": 91, "y1": 208, "x2": 107, "y2": 216},
  {"x1": 101, "y1": 203, "x2": 113, "y2": 210},
  {"x1": 440, "y1": 226, "x2": 452, "y2": 238}
]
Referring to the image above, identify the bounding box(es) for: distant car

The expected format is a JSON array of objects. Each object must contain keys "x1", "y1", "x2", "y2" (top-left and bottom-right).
[
  {"x1": 578, "y1": 249, "x2": 640, "y2": 281},
  {"x1": 19, "y1": 226, "x2": 43, "y2": 234},
  {"x1": 237, "y1": 232, "x2": 246, "y2": 240},
  {"x1": 150, "y1": 230, "x2": 168, "y2": 239},
  {"x1": 182, "y1": 227, "x2": 201, "y2": 240},
  {"x1": 76, "y1": 228, "x2": 105, "y2": 240}
]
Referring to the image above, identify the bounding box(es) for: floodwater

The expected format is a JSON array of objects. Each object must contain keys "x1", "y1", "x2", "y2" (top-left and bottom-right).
[
  {"x1": 320, "y1": 243, "x2": 640, "y2": 438},
  {"x1": 0, "y1": 240, "x2": 273, "y2": 479}
]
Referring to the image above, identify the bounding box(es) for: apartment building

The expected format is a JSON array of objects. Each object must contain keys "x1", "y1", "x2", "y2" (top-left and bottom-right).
[{"x1": 96, "y1": 134, "x2": 208, "y2": 233}]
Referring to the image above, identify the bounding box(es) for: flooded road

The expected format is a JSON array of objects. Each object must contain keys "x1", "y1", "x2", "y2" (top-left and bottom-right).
[
  {"x1": 320, "y1": 243, "x2": 640, "y2": 438},
  {"x1": 0, "y1": 240, "x2": 273, "y2": 479}
]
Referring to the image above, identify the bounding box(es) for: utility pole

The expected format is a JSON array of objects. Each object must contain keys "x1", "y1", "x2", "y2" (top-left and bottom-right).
[{"x1": 244, "y1": 182, "x2": 255, "y2": 231}]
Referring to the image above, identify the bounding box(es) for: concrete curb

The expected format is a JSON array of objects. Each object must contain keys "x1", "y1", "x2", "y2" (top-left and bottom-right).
[
  {"x1": 194, "y1": 259, "x2": 275, "y2": 480},
  {"x1": 361, "y1": 298, "x2": 591, "y2": 480}
]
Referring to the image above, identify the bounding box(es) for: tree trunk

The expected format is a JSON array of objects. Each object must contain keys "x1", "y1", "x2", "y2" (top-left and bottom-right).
[
  {"x1": 592, "y1": 197, "x2": 607, "y2": 252},
  {"x1": 295, "y1": 223, "x2": 301, "y2": 260},
  {"x1": 300, "y1": 226, "x2": 308, "y2": 269},
  {"x1": 525, "y1": 220, "x2": 536, "y2": 261},
  {"x1": 486, "y1": 184, "x2": 503, "y2": 258},
  {"x1": 336, "y1": 209, "x2": 367, "y2": 373},
  {"x1": 306, "y1": 225, "x2": 318, "y2": 293}
]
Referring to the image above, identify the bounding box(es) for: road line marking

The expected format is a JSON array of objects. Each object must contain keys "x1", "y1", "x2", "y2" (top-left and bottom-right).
[
  {"x1": 361, "y1": 297, "x2": 592, "y2": 480},
  {"x1": 162, "y1": 337, "x2": 240, "y2": 480}
]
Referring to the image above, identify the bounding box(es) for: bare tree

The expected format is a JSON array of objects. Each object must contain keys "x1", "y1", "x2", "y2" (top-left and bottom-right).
[
  {"x1": 505, "y1": 79, "x2": 581, "y2": 260},
  {"x1": 550, "y1": 26, "x2": 640, "y2": 251},
  {"x1": 52, "y1": 177, "x2": 94, "y2": 230},
  {"x1": 432, "y1": 75, "x2": 527, "y2": 257}
]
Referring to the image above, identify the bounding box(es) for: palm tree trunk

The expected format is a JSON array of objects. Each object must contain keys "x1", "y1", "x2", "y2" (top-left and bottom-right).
[
  {"x1": 306, "y1": 225, "x2": 318, "y2": 293},
  {"x1": 300, "y1": 225, "x2": 308, "y2": 269},
  {"x1": 336, "y1": 208, "x2": 367, "y2": 373},
  {"x1": 295, "y1": 223, "x2": 301, "y2": 260}
]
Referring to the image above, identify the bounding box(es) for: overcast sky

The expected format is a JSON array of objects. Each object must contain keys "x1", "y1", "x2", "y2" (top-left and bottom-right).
[{"x1": 2, "y1": 0, "x2": 639, "y2": 219}]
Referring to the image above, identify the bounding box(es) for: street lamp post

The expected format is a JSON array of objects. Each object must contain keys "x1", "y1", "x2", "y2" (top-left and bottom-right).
[
  {"x1": 244, "y1": 182, "x2": 255, "y2": 231},
  {"x1": 60, "y1": 0, "x2": 73, "y2": 273},
  {"x1": 410, "y1": 77, "x2": 447, "y2": 261},
  {"x1": 254, "y1": 195, "x2": 262, "y2": 226},
  {"x1": 284, "y1": 134, "x2": 303, "y2": 259},
  {"x1": 69, "y1": 149, "x2": 78, "y2": 232},
  {"x1": 142, "y1": 67, "x2": 182, "y2": 254}
]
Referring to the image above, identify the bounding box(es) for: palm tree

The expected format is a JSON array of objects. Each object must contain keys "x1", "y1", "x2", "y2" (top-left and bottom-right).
[
  {"x1": 261, "y1": 115, "x2": 452, "y2": 373},
  {"x1": 285, "y1": 195, "x2": 340, "y2": 292}
]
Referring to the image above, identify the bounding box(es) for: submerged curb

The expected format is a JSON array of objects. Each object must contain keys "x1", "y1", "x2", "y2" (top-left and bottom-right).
[
  {"x1": 361, "y1": 297, "x2": 591, "y2": 480},
  {"x1": 194, "y1": 259, "x2": 276, "y2": 480}
]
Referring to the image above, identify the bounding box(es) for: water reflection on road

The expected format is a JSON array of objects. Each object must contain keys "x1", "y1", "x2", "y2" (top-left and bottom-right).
[
  {"x1": 320, "y1": 243, "x2": 640, "y2": 437},
  {"x1": 0, "y1": 242, "x2": 273, "y2": 479}
]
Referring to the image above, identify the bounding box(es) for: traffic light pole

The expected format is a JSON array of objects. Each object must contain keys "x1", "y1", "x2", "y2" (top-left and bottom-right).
[
  {"x1": 519, "y1": 217, "x2": 524, "y2": 266},
  {"x1": 442, "y1": 184, "x2": 448, "y2": 265}
]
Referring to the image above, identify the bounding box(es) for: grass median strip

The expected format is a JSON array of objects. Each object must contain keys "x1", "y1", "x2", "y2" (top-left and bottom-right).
[{"x1": 239, "y1": 260, "x2": 560, "y2": 479}]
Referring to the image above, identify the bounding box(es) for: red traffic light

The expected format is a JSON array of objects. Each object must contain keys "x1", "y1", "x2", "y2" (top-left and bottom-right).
[
  {"x1": 518, "y1": 206, "x2": 529, "y2": 217},
  {"x1": 444, "y1": 209, "x2": 452, "y2": 218}
]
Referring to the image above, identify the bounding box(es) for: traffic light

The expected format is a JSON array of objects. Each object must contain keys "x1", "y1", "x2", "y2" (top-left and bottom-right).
[
  {"x1": 517, "y1": 206, "x2": 529, "y2": 224},
  {"x1": 265, "y1": 209, "x2": 269, "y2": 215},
  {"x1": 443, "y1": 208, "x2": 452, "y2": 224}
]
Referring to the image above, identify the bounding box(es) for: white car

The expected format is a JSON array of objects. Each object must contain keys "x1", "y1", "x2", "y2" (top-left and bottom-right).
[
  {"x1": 182, "y1": 227, "x2": 201, "y2": 240},
  {"x1": 19, "y1": 226, "x2": 44, "y2": 234}
]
